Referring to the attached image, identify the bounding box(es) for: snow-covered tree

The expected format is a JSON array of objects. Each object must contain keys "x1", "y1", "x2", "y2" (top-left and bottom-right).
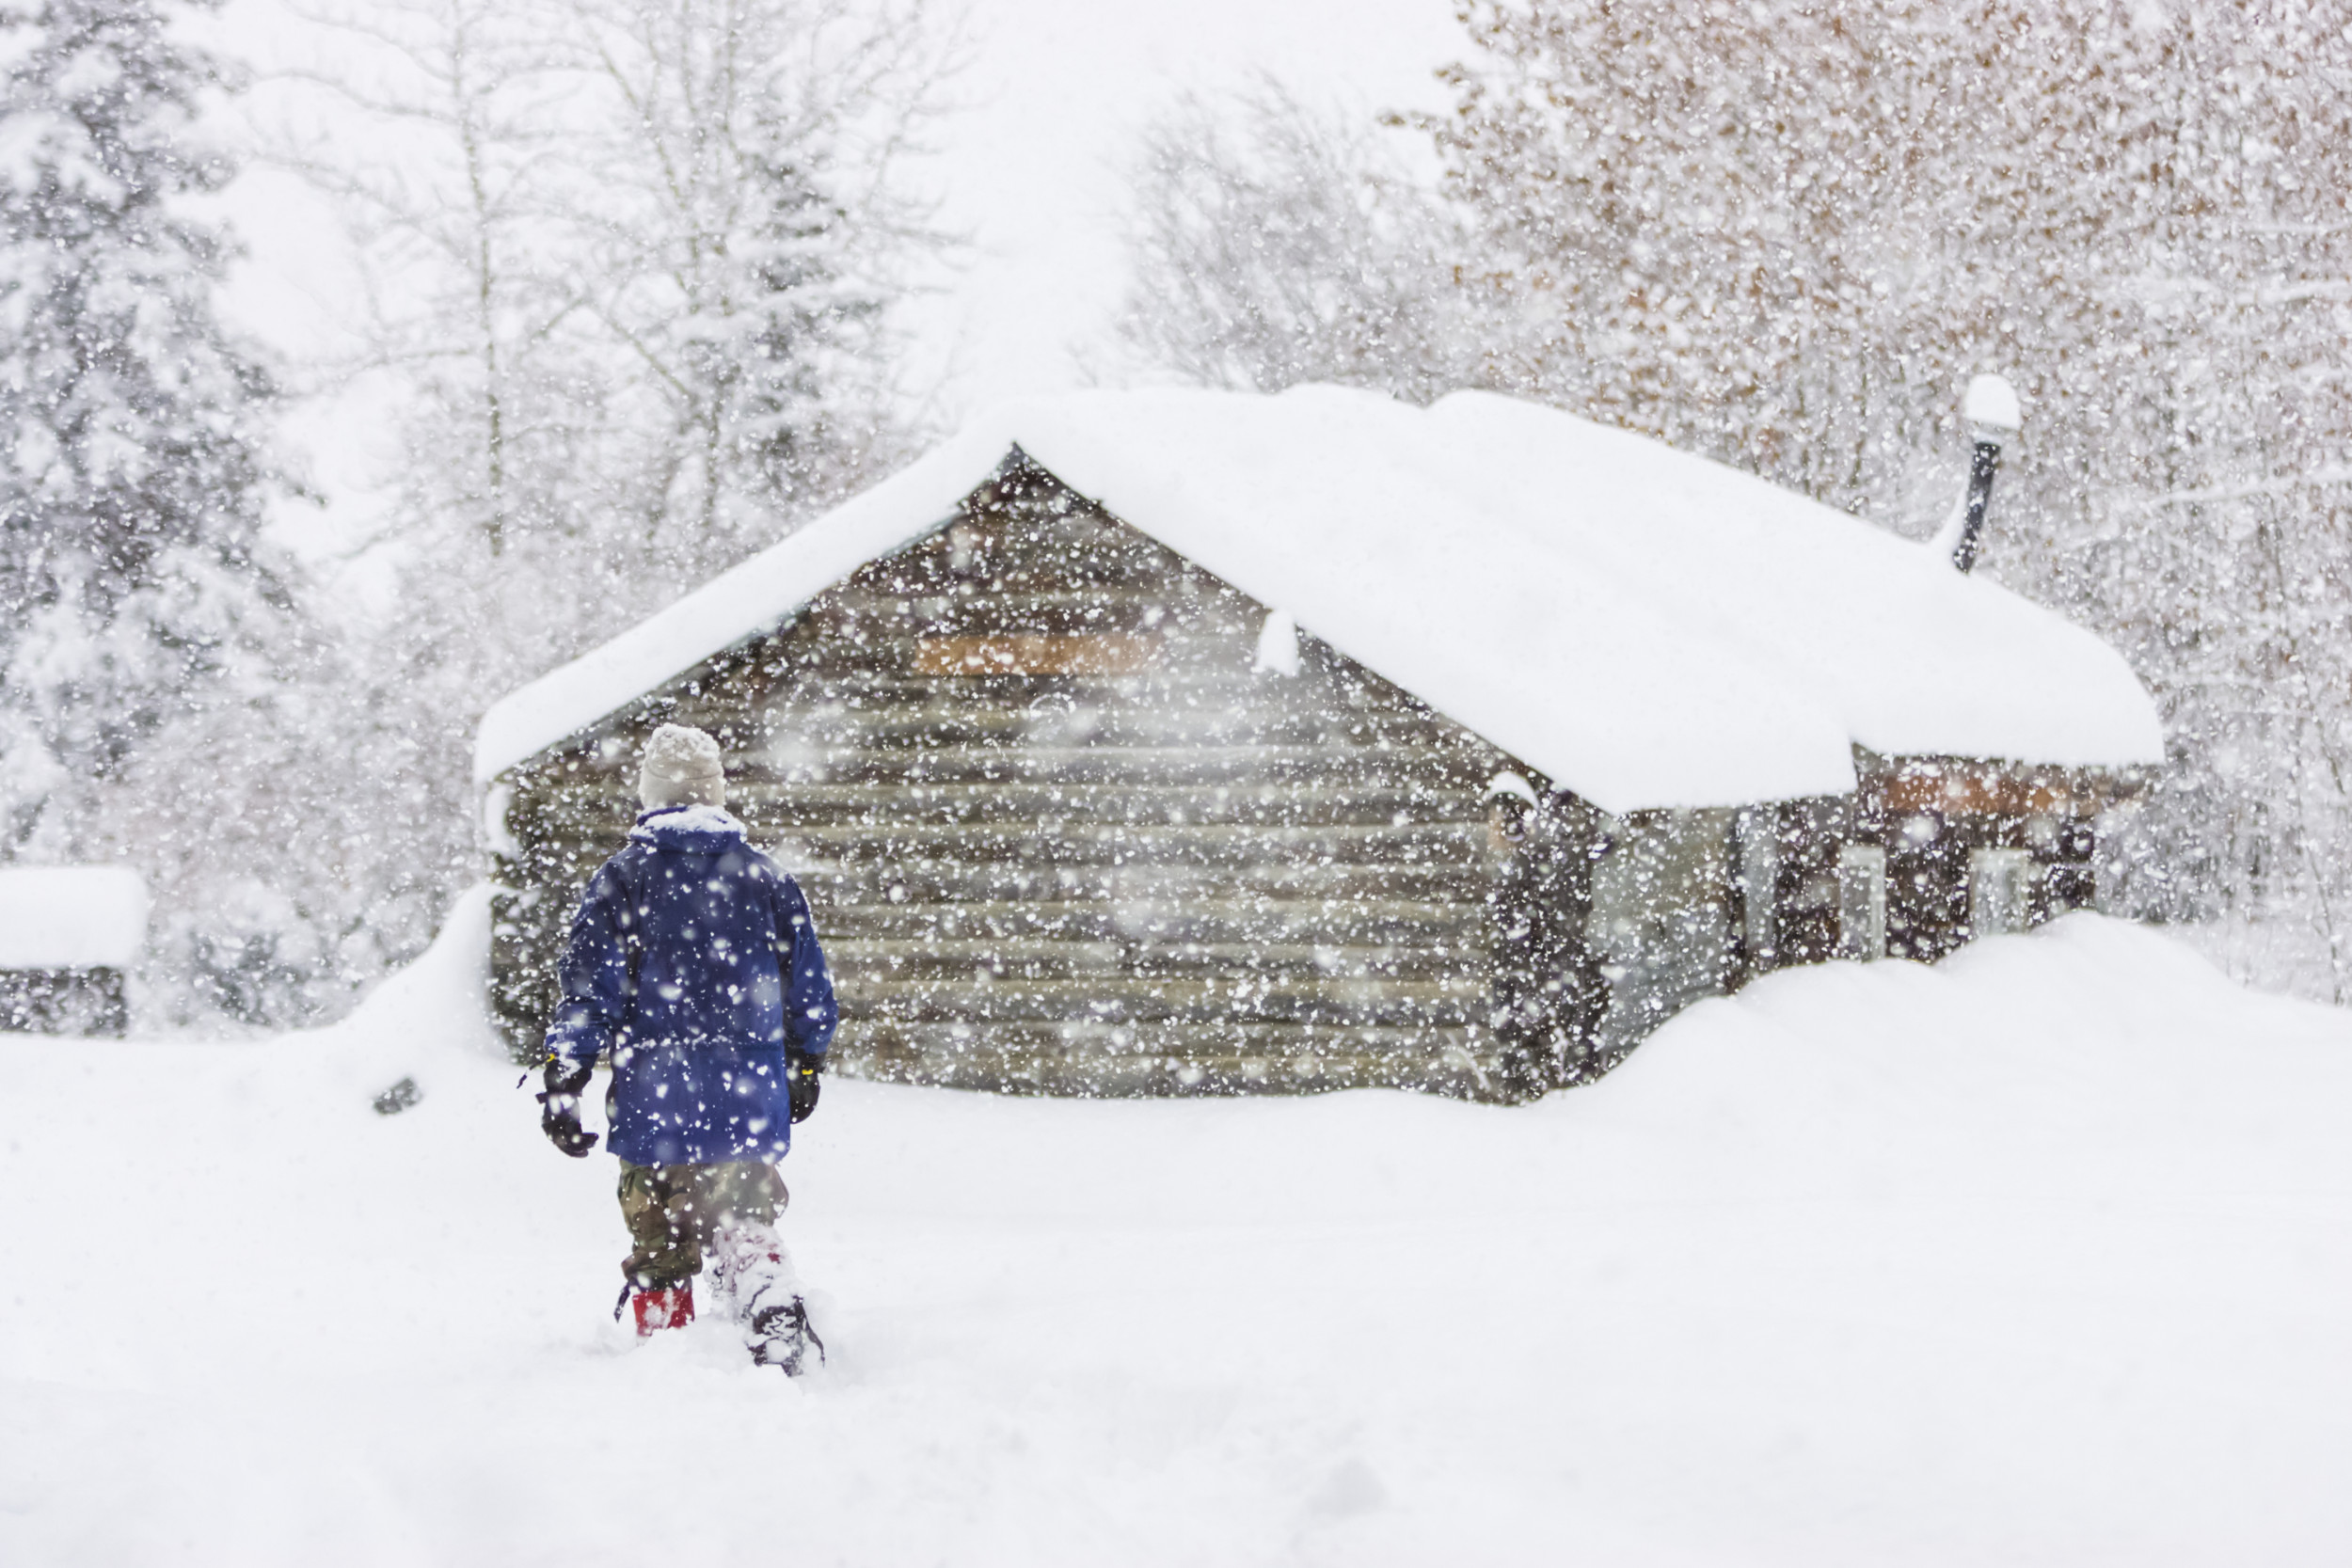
[
  {"x1": 1119, "y1": 4, "x2": 2352, "y2": 995},
  {"x1": 239, "y1": 0, "x2": 953, "y2": 1023},
  {"x1": 254, "y1": 0, "x2": 603, "y2": 987},
  {"x1": 0, "y1": 0, "x2": 453, "y2": 1025},
  {"x1": 0, "y1": 0, "x2": 280, "y2": 855},
  {"x1": 557, "y1": 0, "x2": 944, "y2": 575},
  {"x1": 1434, "y1": 0, "x2": 2352, "y2": 994},
  {"x1": 287, "y1": 0, "x2": 948, "y2": 615},
  {"x1": 1119, "y1": 82, "x2": 1470, "y2": 404},
  {"x1": 274, "y1": 0, "x2": 596, "y2": 558}
]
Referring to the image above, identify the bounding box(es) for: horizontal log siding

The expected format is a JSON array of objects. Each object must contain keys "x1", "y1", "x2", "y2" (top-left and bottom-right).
[
  {"x1": 1853, "y1": 752, "x2": 2113, "y2": 962},
  {"x1": 492, "y1": 464, "x2": 1520, "y2": 1097},
  {"x1": 0, "y1": 967, "x2": 129, "y2": 1036}
]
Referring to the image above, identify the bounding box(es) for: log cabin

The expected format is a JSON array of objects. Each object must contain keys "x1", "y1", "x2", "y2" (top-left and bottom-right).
[{"x1": 474, "y1": 386, "x2": 2165, "y2": 1101}]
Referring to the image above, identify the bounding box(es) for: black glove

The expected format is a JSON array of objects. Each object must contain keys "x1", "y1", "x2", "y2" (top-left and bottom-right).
[
  {"x1": 536, "y1": 1056, "x2": 599, "y2": 1158},
  {"x1": 787, "y1": 1049, "x2": 822, "y2": 1125}
]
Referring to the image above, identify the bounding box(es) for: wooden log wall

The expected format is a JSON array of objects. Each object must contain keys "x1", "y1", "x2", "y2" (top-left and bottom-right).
[
  {"x1": 1855, "y1": 752, "x2": 2108, "y2": 962},
  {"x1": 1754, "y1": 797, "x2": 1851, "y2": 970},
  {"x1": 0, "y1": 967, "x2": 129, "y2": 1036},
  {"x1": 1587, "y1": 807, "x2": 1738, "y2": 1055},
  {"x1": 494, "y1": 458, "x2": 1537, "y2": 1099}
]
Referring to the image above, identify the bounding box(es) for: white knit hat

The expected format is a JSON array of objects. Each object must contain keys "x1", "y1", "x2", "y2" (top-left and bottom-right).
[{"x1": 638, "y1": 723, "x2": 726, "y2": 810}]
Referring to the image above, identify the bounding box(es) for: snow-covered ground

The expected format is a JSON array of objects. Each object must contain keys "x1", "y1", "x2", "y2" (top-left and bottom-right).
[{"x1": 6, "y1": 905, "x2": 2352, "y2": 1564}]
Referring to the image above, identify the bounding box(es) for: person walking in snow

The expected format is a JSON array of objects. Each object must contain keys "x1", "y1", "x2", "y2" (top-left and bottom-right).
[{"x1": 533, "y1": 722, "x2": 837, "y2": 1372}]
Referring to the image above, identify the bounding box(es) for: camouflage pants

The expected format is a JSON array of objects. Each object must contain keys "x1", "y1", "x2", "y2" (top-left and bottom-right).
[{"x1": 617, "y1": 1159, "x2": 789, "y2": 1291}]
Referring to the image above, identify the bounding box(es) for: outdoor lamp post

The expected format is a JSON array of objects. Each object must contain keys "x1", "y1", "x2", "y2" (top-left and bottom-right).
[{"x1": 1947, "y1": 372, "x2": 2023, "y2": 575}]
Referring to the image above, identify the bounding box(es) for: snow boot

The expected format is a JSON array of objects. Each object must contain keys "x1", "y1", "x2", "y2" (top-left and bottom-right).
[
  {"x1": 711, "y1": 1222, "x2": 825, "y2": 1375},
  {"x1": 747, "y1": 1295, "x2": 824, "y2": 1375},
  {"x1": 628, "y1": 1283, "x2": 695, "y2": 1337}
]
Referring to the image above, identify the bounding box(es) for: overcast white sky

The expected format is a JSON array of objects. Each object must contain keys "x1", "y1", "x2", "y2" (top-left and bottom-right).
[
  {"x1": 893, "y1": 0, "x2": 1463, "y2": 402},
  {"x1": 201, "y1": 0, "x2": 1469, "y2": 558}
]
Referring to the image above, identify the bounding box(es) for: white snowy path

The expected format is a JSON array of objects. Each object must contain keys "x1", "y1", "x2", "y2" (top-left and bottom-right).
[{"x1": 7, "y1": 911, "x2": 2352, "y2": 1565}]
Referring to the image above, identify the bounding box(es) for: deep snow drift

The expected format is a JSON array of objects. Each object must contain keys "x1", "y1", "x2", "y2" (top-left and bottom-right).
[{"x1": 5, "y1": 907, "x2": 2350, "y2": 1564}]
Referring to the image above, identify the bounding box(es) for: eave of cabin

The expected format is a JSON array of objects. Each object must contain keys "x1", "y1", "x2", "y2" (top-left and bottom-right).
[{"x1": 1855, "y1": 750, "x2": 2153, "y2": 821}]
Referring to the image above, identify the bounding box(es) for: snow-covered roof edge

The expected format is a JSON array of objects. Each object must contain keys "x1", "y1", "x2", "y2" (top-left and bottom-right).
[
  {"x1": 0, "y1": 864, "x2": 151, "y2": 969},
  {"x1": 475, "y1": 388, "x2": 2164, "y2": 807},
  {"x1": 472, "y1": 415, "x2": 1025, "y2": 784}
]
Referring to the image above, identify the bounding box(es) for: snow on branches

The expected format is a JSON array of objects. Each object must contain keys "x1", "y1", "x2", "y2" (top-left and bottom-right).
[
  {"x1": 1121, "y1": 0, "x2": 2352, "y2": 999},
  {"x1": 0, "y1": 0, "x2": 278, "y2": 839}
]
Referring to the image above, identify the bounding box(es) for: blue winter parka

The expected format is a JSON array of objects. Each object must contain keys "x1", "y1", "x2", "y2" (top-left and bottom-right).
[{"x1": 544, "y1": 805, "x2": 837, "y2": 1166}]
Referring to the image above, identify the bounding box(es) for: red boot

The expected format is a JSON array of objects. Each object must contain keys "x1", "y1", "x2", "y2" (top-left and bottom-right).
[{"x1": 629, "y1": 1283, "x2": 695, "y2": 1337}]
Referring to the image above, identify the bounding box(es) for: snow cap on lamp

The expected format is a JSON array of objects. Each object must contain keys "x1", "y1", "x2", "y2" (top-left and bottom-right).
[
  {"x1": 1963, "y1": 372, "x2": 2022, "y2": 438},
  {"x1": 1943, "y1": 373, "x2": 2023, "y2": 575}
]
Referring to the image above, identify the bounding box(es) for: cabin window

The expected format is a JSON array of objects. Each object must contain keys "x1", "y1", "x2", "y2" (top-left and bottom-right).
[
  {"x1": 1734, "y1": 806, "x2": 1777, "y2": 970},
  {"x1": 1967, "y1": 847, "x2": 2035, "y2": 938},
  {"x1": 1836, "y1": 844, "x2": 1887, "y2": 960}
]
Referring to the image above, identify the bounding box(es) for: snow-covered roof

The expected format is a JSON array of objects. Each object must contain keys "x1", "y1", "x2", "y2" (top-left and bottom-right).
[
  {"x1": 0, "y1": 865, "x2": 150, "y2": 970},
  {"x1": 474, "y1": 386, "x2": 2165, "y2": 815}
]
